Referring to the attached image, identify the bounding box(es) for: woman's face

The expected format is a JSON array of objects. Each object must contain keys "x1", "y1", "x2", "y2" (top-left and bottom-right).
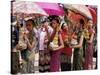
[
  {"x1": 26, "y1": 21, "x2": 33, "y2": 31},
  {"x1": 63, "y1": 24, "x2": 68, "y2": 31},
  {"x1": 88, "y1": 20, "x2": 93, "y2": 27},
  {"x1": 51, "y1": 20, "x2": 58, "y2": 29}
]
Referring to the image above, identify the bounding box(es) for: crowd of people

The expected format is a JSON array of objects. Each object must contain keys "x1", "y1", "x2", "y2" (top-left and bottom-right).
[{"x1": 11, "y1": 13, "x2": 97, "y2": 74}]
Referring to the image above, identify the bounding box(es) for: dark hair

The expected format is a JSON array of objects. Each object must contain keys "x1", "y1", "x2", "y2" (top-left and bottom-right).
[
  {"x1": 87, "y1": 18, "x2": 93, "y2": 23},
  {"x1": 79, "y1": 19, "x2": 84, "y2": 25},
  {"x1": 20, "y1": 23, "x2": 23, "y2": 27},
  {"x1": 48, "y1": 15, "x2": 60, "y2": 24},
  {"x1": 51, "y1": 18, "x2": 60, "y2": 24},
  {"x1": 26, "y1": 19, "x2": 36, "y2": 26},
  {"x1": 61, "y1": 23, "x2": 65, "y2": 30},
  {"x1": 79, "y1": 19, "x2": 85, "y2": 29},
  {"x1": 64, "y1": 8, "x2": 68, "y2": 15}
]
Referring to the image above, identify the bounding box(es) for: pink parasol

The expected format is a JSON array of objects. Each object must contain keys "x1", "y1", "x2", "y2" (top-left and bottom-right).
[{"x1": 36, "y1": 2, "x2": 64, "y2": 16}]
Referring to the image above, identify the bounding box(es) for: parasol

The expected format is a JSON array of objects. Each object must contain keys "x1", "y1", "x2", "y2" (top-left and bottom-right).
[
  {"x1": 63, "y1": 4, "x2": 92, "y2": 19},
  {"x1": 12, "y1": 1, "x2": 48, "y2": 17},
  {"x1": 88, "y1": 6, "x2": 97, "y2": 25},
  {"x1": 36, "y1": 2, "x2": 64, "y2": 16}
]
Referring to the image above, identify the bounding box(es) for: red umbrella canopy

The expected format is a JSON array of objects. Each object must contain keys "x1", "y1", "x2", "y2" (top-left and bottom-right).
[
  {"x1": 67, "y1": 10, "x2": 85, "y2": 23},
  {"x1": 36, "y1": 2, "x2": 64, "y2": 16},
  {"x1": 88, "y1": 6, "x2": 97, "y2": 25}
]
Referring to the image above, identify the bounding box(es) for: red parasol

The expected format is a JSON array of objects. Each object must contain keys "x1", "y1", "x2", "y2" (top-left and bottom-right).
[{"x1": 88, "y1": 6, "x2": 97, "y2": 25}]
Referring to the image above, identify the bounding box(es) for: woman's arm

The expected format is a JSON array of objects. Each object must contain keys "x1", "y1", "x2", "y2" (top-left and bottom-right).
[
  {"x1": 72, "y1": 34, "x2": 84, "y2": 48},
  {"x1": 25, "y1": 36, "x2": 35, "y2": 51},
  {"x1": 53, "y1": 34, "x2": 64, "y2": 51},
  {"x1": 87, "y1": 32, "x2": 95, "y2": 43},
  {"x1": 27, "y1": 40, "x2": 35, "y2": 51}
]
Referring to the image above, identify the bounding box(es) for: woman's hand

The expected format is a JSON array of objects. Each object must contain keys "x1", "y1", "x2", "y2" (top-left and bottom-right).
[
  {"x1": 71, "y1": 33, "x2": 77, "y2": 39},
  {"x1": 52, "y1": 47, "x2": 59, "y2": 51},
  {"x1": 24, "y1": 35, "x2": 29, "y2": 43},
  {"x1": 44, "y1": 39, "x2": 48, "y2": 44},
  {"x1": 16, "y1": 44, "x2": 23, "y2": 50},
  {"x1": 69, "y1": 44, "x2": 74, "y2": 48}
]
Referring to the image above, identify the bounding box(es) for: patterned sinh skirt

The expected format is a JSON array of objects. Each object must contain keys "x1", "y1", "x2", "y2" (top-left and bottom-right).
[
  {"x1": 60, "y1": 53, "x2": 71, "y2": 64},
  {"x1": 39, "y1": 49, "x2": 50, "y2": 72},
  {"x1": 20, "y1": 50, "x2": 35, "y2": 73},
  {"x1": 60, "y1": 53, "x2": 72, "y2": 71}
]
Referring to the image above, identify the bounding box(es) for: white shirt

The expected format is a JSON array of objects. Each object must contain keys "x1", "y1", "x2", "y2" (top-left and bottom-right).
[
  {"x1": 38, "y1": 27, "x2": 47, "y2": 50},
  {"x1": 38, "y1": 25, "x2": 53, "y2": 50}
]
